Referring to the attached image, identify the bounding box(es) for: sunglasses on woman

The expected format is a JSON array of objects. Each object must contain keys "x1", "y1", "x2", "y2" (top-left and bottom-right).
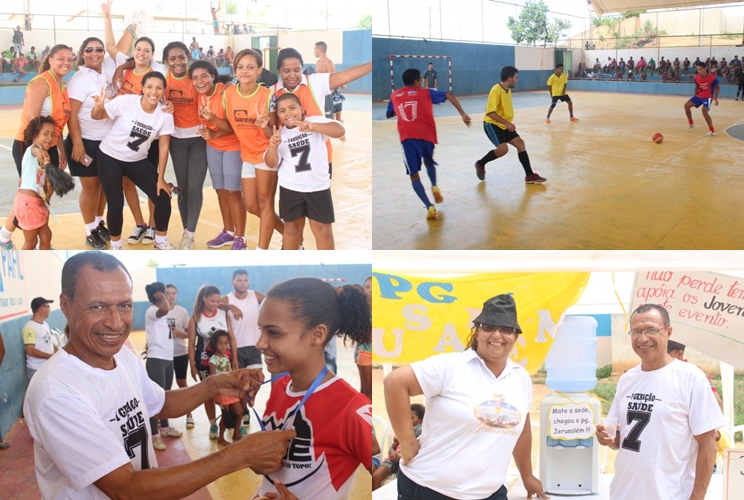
[
  {"x1": 84, "y1": 47, "x2": 106, "y2": 54},
  {"x1": 477, "y1": 324, "x2": 517, "y2": 336}
]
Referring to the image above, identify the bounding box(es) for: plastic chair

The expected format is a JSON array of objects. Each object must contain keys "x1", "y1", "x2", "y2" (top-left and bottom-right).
[{"x1": 373, "y1": 414, "x2": 392, "y2": 458}]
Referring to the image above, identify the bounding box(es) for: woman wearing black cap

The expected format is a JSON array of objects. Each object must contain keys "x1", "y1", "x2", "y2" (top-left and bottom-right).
[{"x1": 383, "y1": 294, "x2": 547, "y2": 499}]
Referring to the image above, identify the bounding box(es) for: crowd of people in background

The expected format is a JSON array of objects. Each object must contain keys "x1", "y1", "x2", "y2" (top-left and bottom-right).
[{"x1": 576, "y1": 54, "x2": 744, "y2": 84}]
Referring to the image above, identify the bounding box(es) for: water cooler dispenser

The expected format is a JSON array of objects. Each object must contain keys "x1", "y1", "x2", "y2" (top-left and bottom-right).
[{"x1": 539, "y1": 316, "x2": 601, "y2": 495}]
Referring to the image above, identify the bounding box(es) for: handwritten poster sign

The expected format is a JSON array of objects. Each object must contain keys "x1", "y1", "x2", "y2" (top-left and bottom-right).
[
  {"x1": 0, "y1": 251, "x2": 27, "y2": 321},
  {"x1": 547, "y1": 402, "x2": 597, "y2": 440},
  {"x1": 630, "y1": 271, "x2": 744, "y2": 368},
  {"x1": 723, "y1": 448, "x2": 744, "y2": 500},
  {"x1": 372, "y1": 271, "x2": 590, "y2": 374}
]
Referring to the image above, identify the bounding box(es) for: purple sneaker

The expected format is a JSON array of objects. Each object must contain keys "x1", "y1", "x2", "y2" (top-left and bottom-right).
[
  {"x1": 231, "y1": 236, "x2": 247, "y2": 250},
  {"x1": 207, "y1": 229, "x2": 235, "y2": 248}
]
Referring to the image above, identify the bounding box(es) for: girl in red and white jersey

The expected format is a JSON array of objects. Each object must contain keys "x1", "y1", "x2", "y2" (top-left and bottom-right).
[{"x1": 255, "y1": 278, "x2": 372, "y2": 500}]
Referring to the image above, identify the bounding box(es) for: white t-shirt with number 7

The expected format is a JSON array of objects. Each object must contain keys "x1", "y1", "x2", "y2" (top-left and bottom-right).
[
  {"x1": 99, "y1": 94, "x2": 174, "y2": 162},
  {"x1": 608, "y1": 359, "x2": 724, "y2": 500}
]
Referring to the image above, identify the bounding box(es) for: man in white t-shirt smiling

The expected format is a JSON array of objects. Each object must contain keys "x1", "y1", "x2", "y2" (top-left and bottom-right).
[
  {"x1": 597, "y1": 303, "x2": 724, "y2": 500},
  {"x1": 23, "y1": 251, "x2": 295, "y2": 499},
  {"x1": 22, "y1": 297, "x2": 58, "y2": 380}
]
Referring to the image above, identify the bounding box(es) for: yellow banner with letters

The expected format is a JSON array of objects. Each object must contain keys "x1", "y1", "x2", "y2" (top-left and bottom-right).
[{"x1": 371, "y1": 271, "x2": 591, "y2": 374}]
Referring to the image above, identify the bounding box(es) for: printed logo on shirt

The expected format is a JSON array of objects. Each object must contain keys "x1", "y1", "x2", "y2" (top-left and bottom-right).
[
  {"x1": 621, "y1": 391, "x2": 660, "y2": 453},
  {"x1": 263, "y1": 406, "x2": 326, "y2": 486},
  {"x1": 233, "y1": 109, "x2": 257, "y2": 126},
  {"x1": 120, "y1": 80, "x2": 135, "y2": 95},
  {"x1": 109, "y1": 397, "x2": 152, "y2": 470},
  {"x1": 61, "y1": 100, "x2": 71, "y2": 119},
  {"x1": 168, "y1": 89, "x2": 193, "y2": 104},
  {"x1": 474, "y1": 394, "x2": 522, "y2": 435},
  {"x1": 126, "y1": 120, "x2": 154, "y2": 152},
  {"x1": 287, "y1": 132, "x2": 312, "y2": 173}
]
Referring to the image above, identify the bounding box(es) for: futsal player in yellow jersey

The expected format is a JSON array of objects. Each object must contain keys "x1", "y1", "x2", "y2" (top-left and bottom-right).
[
  {"x1": 474, "y1": 66, "x2": 546, "y2": 184},
  {"x1": 545, "y1": 63, "x2": 578, "y2": 123}
]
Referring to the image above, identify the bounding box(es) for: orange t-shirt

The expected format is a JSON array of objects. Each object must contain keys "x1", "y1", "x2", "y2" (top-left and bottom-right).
[
  {"x1": 222, "y1": 84, "x2": 271, "y2": 164},
  {"x1": 15, "y1": 71, "x2": 71, "y2": 148},
  {"x1": 272, "y1": 79, "x2": 332, "y2": 163},
  {"x1": 198, "y1": 82, "x2": 240, "y2": 152},
  {"x1": 166, "y1": 69, "x2": 201, "y2": 129}
]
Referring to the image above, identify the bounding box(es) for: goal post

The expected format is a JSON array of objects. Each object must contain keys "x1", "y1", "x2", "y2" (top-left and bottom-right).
[{"x1": 389, "y1": 55, "x2": 453, "y2": 94}]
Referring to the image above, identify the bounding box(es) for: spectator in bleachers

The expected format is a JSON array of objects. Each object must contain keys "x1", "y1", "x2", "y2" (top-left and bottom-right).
[
  {"x1": 733, "y1": 55, "x2": 741, "y2": 68},
  {"x1": 605, "y1": 56, "x2": 612, "y2": 74},
  {"x1": 627, "y1": 70, "x2": 634, "y2": 81},
  {"x1": 216, "y1": 48, "x2": 225, "y2": 67},
  {"x1": 648, "y1": 57, "x2": 656, "y2": 75},
  {"x1": 225, "y1": 46, "x2": 234, "y2": 71},
  {"x1": 593, "y1": 58, "x2": 601, "y2": 73},
  {"x1": 11, "y1": 52, "x2": 28, "y2": 82},
  {"x1": 12, "y1": 26, "x2": 24, "y2": 58},
  {"x1": 636, "y1": 56, "x2": 646, "y2": 76},
  {"x1": 242, "y1": 24, "x2": 249, "y2": 33},
  {"x1": 720, "y1": 59, "x2": 730, "y2": 82},
  {"x1": 628, "y1": 56, "x2": 634, "y2": 74},
  {"x1": 41, "y1": 45, "x2": 50, "y2": 59},
  {"x1": 206, "y1": 45, "x2": 215, "y2": 64},
  {"x1": 27, "y1": 46, "x2": 40, "y2": 70},
  {"x1": 618, "y1": 58, "x2": 626, "y2": 77},
  {"x1": 1, "y1": 46, "x2": 14, "y2": 72},
  {"x1": 683, "y1": 57, "x2": 690, "y2": 75},
  {"x1": 610, "y1": 58, "x2": 617, "y2": 76}
]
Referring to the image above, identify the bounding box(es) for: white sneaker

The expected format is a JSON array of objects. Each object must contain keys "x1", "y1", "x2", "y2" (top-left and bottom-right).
[
  {"x1": 186, "y1": 415, "x2": 195, "y2": 429},
  {"x1": 152, "y1": 436, "x2": 166, "y2": 450},
  {"x1": 142, "y1": 227, "x2": 156, "y2": 245},
  {"x1": 685, "y1": 125, "x2": 695, "y2": 132},
  {"x1": 154, "y1": 239, "x2": 177, "y2": 250},
  {"x1": 704, "y1": 131, "x2": 716, "y2": 137},
  {"x1": 180, "y1": 231, "x2": 195, "y2": 250},
  {"x1": 161, "y1": 427, "x2": 183, "y2": 437}
]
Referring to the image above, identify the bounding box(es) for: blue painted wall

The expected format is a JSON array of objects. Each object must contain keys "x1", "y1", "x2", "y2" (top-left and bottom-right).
[
  {"x1": 0, "y1": 309, "x2": 67, "y2": 439},
  {"x1": 517, "y1": 70, "x2": 554, "y2": 93},
  {"x1": 568, "y1": 79, "x2": 741, "y2": 98},
  {"x1": 374, "y1": 37, "x2": 515, "y2": 101}
]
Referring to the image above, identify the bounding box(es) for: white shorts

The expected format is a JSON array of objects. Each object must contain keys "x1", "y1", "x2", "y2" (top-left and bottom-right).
[{"x1": 241, "y1": 161, "x2": 278, "y2": 178}]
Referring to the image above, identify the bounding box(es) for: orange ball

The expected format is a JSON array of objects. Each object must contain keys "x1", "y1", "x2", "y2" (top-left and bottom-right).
[{"x1": 653, "y1": 133, "x2": 664, "y2": 144}]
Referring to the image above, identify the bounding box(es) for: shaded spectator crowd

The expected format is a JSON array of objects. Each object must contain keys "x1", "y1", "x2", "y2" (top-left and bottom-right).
[{"x1": 576, "y1": 54, "x2": 743, "y2": 83}]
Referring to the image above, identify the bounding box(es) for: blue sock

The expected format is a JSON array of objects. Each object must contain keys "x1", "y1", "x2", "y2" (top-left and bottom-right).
[
  {"x1": 425, "y1": 164, "x2": 437, "y2": 187},
  {"x1": 411, "y1": 179, "x2": 432, "y2": 208},
  {"x1": 570, "y1": 114, "x2": 574, "y2": 118}
]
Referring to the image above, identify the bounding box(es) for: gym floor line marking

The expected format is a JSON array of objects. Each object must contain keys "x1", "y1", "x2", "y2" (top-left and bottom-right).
[{"x1": 0, "y1": 144, "x2": 11, "y2": 151}]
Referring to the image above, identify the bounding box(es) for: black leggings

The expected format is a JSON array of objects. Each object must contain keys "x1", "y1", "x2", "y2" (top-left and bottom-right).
[
  {"x1": 738, "y1": 84, "x2": 744, "y2": 97},
  {"x1": 13, "y1": 139, "x2": 60, "y2": 177},
  {"x1": 97, "y1": 150, "x2": 171, "y2": 238}
]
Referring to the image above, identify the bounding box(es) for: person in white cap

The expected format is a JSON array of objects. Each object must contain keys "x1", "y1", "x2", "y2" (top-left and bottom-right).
[{"x1": 23, "y1": 297, "x2": 58, "y2": 380}]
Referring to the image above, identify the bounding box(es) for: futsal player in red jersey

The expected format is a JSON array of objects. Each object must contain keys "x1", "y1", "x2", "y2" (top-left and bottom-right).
[
  {"x1": 387, "y1": 68, "x2": 471, "y2": 221},
  {"x1": 684, "y1": 61, "x2": 720, "y2": 136}
]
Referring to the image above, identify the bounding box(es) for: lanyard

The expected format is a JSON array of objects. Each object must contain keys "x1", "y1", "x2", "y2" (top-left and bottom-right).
[{"x1": 252, "y1": 366, "x2": 329, "y2": 431}]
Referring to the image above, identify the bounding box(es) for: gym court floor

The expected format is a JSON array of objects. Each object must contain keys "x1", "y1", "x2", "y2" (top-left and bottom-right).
[
  {"x1": 0, "y1": 95, "x2": 371, "y2": 251},
  {"x1": 372, "y1": 90, "x2": 744, "y2": 250}
]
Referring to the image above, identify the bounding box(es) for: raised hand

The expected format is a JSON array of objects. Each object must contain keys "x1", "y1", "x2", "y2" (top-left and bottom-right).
[
  {"x1": 269, "y1": 125, "x2": 282, "y2": 148},
  {"x1": 92, "y1": 86, "x2": 106, "y2": 109},
  {"x1": 255, "y1": 107, "x2": 269, "y2": 129},
  {"x1": 200, "y1": 95, "x2": 215, "y2": 121},
  {"x1": 101, "y1": 0, "x2": 113, "y2": 18}
]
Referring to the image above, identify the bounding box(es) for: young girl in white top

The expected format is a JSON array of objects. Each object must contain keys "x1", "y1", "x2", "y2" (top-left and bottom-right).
[
  {"x1": 187, "y1": 285, "x2": 238, "y2": 440},
  {"x1": 208, "y1": 330, "x2": 246, "y2": 446},
  {"x1": 264, "y1": 93, "x2": 345, "y2": 250},
  {"x1": 13, "y1": 116, "x2": 56, "y2": 250},
  {"x1": 92, "y1": 71, "x2": 176, "y2": 250}
]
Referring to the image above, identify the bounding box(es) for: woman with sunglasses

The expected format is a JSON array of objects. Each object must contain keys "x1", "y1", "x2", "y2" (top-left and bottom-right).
[
  {"x1": 383, "y1": 293, "x2": 547, "y2": 500},
  {"x1": 64, "y1": 27, "x2": 135, "y2": 250}
]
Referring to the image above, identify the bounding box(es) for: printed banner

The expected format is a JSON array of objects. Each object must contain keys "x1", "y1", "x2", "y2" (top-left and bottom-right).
[
  {"x1": 630, "y1": 271, "x2": 744, "y2": 369},
  {"x1": 371, "y1": 271, "x2": 590, "y2": 374},
  {"x1": 0, "y1": 251, "x2": 27, "y2": 321}
]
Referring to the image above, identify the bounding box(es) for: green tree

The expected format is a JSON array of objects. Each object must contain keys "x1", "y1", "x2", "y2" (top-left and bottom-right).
[
  {"x1": 507, "y1": 0, "x2": 572, "y2": 47},
  {"x1": 358, "y1": 13, "x2": 372, "y2": 29}
]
